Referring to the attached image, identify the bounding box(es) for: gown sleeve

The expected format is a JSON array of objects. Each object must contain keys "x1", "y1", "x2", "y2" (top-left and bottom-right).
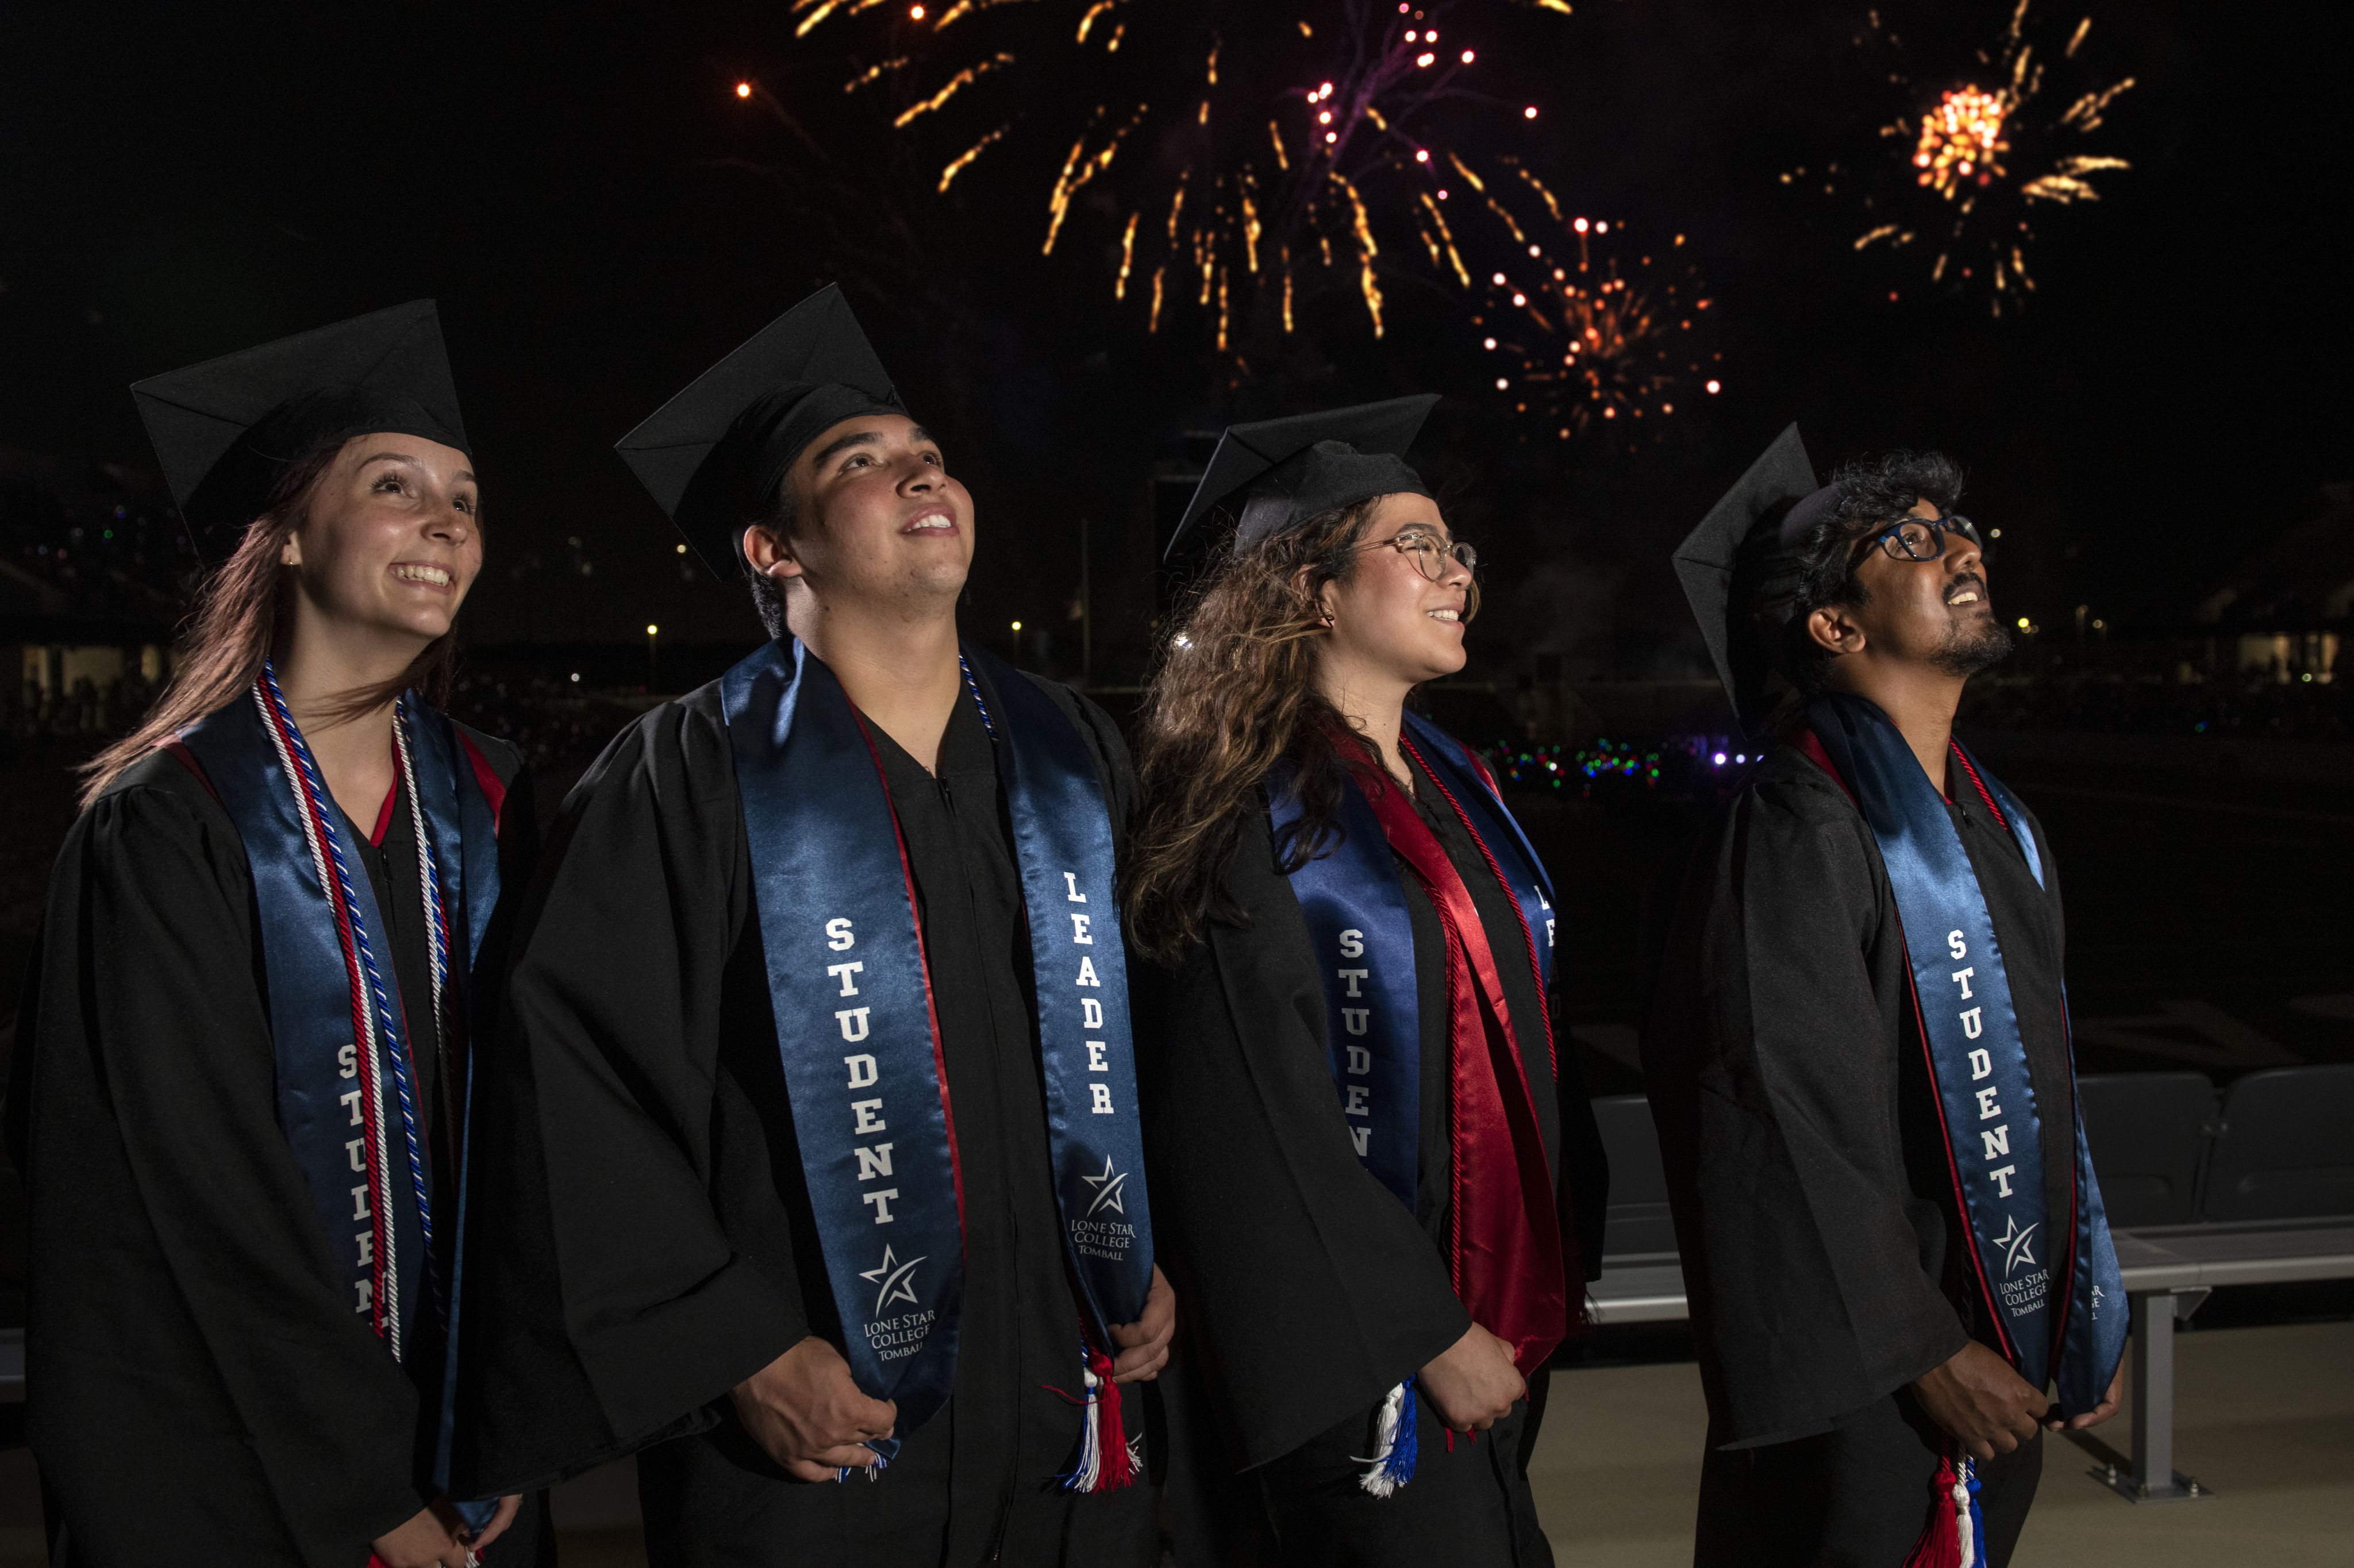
[
  {"x1": 1552, "y1": 1008, "x2": 1610, "y2": 1284},
  {"x1": 463, "y1": 698, "x2": 809, "y2": 1491},
  {"x1": 1143, "y1": 807, "x2": 1470, "y2": 1471},
  {"x1": 13, "y1": 776, "x2": 429, "y2": 1560},
  {"x1": 1640, "y1": 762, "x2": 1967, "y2": 1447}
]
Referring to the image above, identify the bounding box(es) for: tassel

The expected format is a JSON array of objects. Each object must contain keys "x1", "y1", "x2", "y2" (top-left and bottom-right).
[
  {"x1": 1356, "y1": 1377, "x2": 1420, "y2": 1497},
  {"x1": 1963, "y1": 1457, "x2": 1986, "y2": 1567},
  {"x1": 1902, "y1": 1453, "x2": 1982, "y2": 1568},
  {"x1": 834, "y1": 1443, "x2": 891, "y2": 1484},
  {"x1": 1057, "y1": 1340, "x2": 1136, "y2": 1493}
]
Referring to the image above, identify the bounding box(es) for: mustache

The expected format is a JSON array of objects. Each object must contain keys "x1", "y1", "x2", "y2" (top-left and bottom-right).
[{"x1": 1944, "y1": 572, "x2": 1989, "y2": 605}]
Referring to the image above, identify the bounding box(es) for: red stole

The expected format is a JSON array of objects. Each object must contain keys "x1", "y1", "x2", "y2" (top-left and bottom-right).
[{"x1": 1341, "y1": 740, "x2": 1570, "y2": 1376}]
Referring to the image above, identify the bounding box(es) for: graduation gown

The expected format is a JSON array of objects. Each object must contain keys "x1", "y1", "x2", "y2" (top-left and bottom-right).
[
  {"x1": 6, "y1": 723, "x2": 537, "y2": 1567},
  {"x1": 463, "y1": 673, "x2": 1157, "y2": 1568},
  {"x1": 1638, "y1": 742, "x2": 2070, "y2": 1561},
  {"x1": 1144, "y1": 748, "x2": 1607, "y2": 1567}
]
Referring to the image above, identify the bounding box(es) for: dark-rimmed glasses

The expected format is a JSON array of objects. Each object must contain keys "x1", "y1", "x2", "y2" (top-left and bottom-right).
[
  {"x1": 1359, "y1": 526, "x2": 1478, "y2": 583},
  {"x1": 1859, "y1": 511, "x2": 1985, "y2": 564}
]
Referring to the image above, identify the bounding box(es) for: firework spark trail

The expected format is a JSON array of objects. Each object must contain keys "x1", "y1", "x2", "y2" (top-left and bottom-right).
[
  {"x1": 894, "y1": 52, "x2": 1015, "y2": 127},
  {"x1": 938, "y1": 124, "x2": 1009, "y2": 190},
  {"x1": 1792, "y1": 0, "x2": 2136, "y2": 314}
]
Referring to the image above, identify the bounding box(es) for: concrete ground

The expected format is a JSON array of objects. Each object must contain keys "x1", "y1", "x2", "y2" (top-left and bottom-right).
[
  {"x1": 0, "y1": 1319, "x2": 2343, "y2": 1565},
  {"x1": 1529, "y1": 1320, "x2": 2354, "y2": 1568}
]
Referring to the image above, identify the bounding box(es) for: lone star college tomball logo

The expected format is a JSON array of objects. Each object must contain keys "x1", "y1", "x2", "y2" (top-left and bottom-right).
[
  {"x1": 860, "y1": 1245, "x2": 925, "y2": 1314},
  {"x1": 1994, "y1": 1213, "x2": 2040, "y2": 1275},
  {"x1": 1080, "y1": 1155, "x2": 1128, "y2": 1218}
]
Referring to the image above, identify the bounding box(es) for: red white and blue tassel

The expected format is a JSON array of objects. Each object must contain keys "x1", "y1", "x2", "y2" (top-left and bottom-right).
[
  {"x1": 1057, "y1": 1340, "x2": 1137, "y2": 1493},
  {"x1": 1357, "y1": 1376, "x2": 1420, "y2": 1497},
  {"x1": 1904, "y1": 1452, "x2": 1987, "y2": 1568}
]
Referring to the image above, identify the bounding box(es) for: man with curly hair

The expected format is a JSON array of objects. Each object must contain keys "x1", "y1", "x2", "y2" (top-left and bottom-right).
[{"x1": 1643, "y1": 427, "x2": 2125, "y2": 1566}]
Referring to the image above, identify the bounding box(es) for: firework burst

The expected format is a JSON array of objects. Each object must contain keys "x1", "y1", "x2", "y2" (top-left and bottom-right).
[
  {"x1": 766, "y1": 0, "x2": 1711, "y2": 432},
  {"x1": 1787, "y1": 0, "x2": 2135, "y2": 314},
  {"x1": 1470, "y1": 190, "x2": 1724, "y2": 445}
]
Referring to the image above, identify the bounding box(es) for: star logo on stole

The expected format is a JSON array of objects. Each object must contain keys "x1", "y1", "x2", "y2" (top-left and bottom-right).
[
  {"x1": 860, "y1": 1245, "x2": 926, "y2": 1315},
  {"x1": 1994, "y1": 1213, "x2": 2040, "y2": 1275},
  {"x1": 1081, "y1": 1155, "x2": 1128, "y2": 1217}
]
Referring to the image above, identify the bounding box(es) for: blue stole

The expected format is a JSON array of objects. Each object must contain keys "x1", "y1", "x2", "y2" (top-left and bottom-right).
[
  {"x1": 402, "y1": 699, "x2": 505, "y2": 1505},
  {"x1": 176, "y1": 677, "x2": 503, "y2": 1494},
  {"x1": 1806, "y1": 694, "x2": 2125, "y2": 1410},
  {"x1": 1402, "y1": 712, "x2": 1556, "y2": 995},
  {"x1": 1270, "y1": 759, "x2": 1421, "y2": 1206},
  {"x1": 1268, "y1": 713, "x2": 1558, "y2": 1217},
  {"x1": 722, "y1": 638, "x2": 1154, "y2": 1443}
]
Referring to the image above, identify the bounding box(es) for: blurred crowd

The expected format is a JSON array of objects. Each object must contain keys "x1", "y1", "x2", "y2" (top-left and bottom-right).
[{"x1": 13, "y1": 671, "x2": 162, "y2": 739}]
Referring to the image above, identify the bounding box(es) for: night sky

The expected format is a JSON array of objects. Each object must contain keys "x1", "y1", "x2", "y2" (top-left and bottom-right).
[{"x1": 2, "y1": 0, "x2": 2344, "y2": 676}]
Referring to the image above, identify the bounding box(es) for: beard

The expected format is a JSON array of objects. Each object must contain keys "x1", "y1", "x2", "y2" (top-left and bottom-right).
[{"x1": 1932, "y1": 614, "x2": 2015, "y2": 678}]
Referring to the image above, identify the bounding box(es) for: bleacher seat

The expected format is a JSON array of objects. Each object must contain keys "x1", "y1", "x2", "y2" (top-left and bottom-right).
[
  {"x1": 1582, "y1": 1073, "x2": 2354, "y2": 1504},
  {"x1": 2199, "y1": 1064, "x2": 2354, "y2": 1222},
  {"x1": 1591, "y1": 1094, "x2": 1677, "y2": 1257},
  {"x1": 2078, "y1": 1072, "x2": 2218, "y2": 1227}
]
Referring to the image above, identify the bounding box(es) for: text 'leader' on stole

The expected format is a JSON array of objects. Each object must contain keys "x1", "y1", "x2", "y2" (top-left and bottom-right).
[
  {"x1": 1642, "y1": 425, "x2": 2126, "y2": 1568},
  {"x1": 459, "y1": 284, "x2": 1175, "y2": 1568}
]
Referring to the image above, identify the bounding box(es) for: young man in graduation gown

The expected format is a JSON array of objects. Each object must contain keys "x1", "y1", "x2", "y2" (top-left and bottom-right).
[
  {"x1": 1642, "y1": 428, "x2": 2126, "y2": 1567},
  {"x1": 462, "y1": 286, "x2": 1175, "y2": 1566},
  {"x1": 1124, "y1": 400, "x2": 1609, "y2": 1566},
  {"x1": 8, "y1": 305, "x2": 540, "y2": 1566}
]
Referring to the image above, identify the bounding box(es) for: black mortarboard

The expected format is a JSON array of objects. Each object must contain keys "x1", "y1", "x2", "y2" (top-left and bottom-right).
[
  {"x1": 1164, "y1": 394, "x2": 1440, "y2": 563},
  {"x1": 615, "y1": 285, "x2": 905, "y2": 575},
  {"x1": 1671, "y1": 423, "x2": 1843, "y2": 736},
  {"x1": 131, "y1": 300, "x2": 470, "y2": 562}
]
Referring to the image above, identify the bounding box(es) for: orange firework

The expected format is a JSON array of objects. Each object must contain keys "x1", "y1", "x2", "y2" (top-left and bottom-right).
[
  {"x1": 1914, "y1": 86, "x2": 2010, "y2": 194},
  {"x1": 1476, "y1": 208, "x2": 1723, "y2": 446},
  {"x1": 782, "y1": 0, "x2": 1582, "y2": 351},
  {"x1": 1787, "y1": 0, "x2": 2136, "y2": 315}
]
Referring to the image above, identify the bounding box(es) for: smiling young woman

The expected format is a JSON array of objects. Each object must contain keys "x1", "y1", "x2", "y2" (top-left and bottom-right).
[
  {"x1": 9, "y1": 303, "x2": 543, "y2": 1568},
  {"x1": 86, "y1": 429, "x2": 483, "y2": 814},
  {"x1": 1126, "y1": 399, "x2": 1606, "y2": 1567}
]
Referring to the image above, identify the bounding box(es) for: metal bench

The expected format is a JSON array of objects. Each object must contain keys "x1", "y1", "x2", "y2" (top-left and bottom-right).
[{"x1": 1586, "y1": 1070, "x2": 2354, "y2": 1504}]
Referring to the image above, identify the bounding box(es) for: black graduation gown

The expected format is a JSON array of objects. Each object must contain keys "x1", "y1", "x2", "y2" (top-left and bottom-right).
[
  {"x1": 1638, "y1": 742, "x2": 2071, "y2": 1563},
  {"x1": 1144, "y1": 749, "x2": 1607, "y2": 1568},
  {"x1": 5, "y1": 723, "x2": 537, "y2": 1568},
  {"x1": 463, "y1": 673, "x2": 1157, "y2": 1568}
]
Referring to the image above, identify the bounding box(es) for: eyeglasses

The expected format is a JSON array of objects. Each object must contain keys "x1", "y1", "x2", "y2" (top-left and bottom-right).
[
  {"x1": 1859, "y1": 511, "x2": 1985, "y2": 564},
  {"x1": 1360, "y1": 527, "x2": 1478, "y2": 583}
]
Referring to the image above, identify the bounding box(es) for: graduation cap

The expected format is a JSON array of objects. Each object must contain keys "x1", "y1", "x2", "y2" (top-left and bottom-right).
[
  {"x1": 1164, "y1": 394, "x2": 1440, "y2": 564},
  {"x1": 1671, "y1": 423, "x2": 1843, "y2": 736},
  {"x1": 130, "y1": 300, "x2": 470, "y2": 562},
  {"x1": 615, "y1": 284, "x2": 905, "y2": 575}
]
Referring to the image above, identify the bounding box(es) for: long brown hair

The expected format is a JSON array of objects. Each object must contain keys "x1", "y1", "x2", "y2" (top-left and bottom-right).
[
  {"x1": 1125, "y1": 495, "x2": 1478, "y2": 965},
  {"x1": 80, "y1": 442, "x2": 461, "y2": 808}
]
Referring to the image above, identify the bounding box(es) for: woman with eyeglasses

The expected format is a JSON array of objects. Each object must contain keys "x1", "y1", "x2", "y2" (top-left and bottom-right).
[{"x1": 1124, "y1": 399, "x2": 1606, "y2": 1566}]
